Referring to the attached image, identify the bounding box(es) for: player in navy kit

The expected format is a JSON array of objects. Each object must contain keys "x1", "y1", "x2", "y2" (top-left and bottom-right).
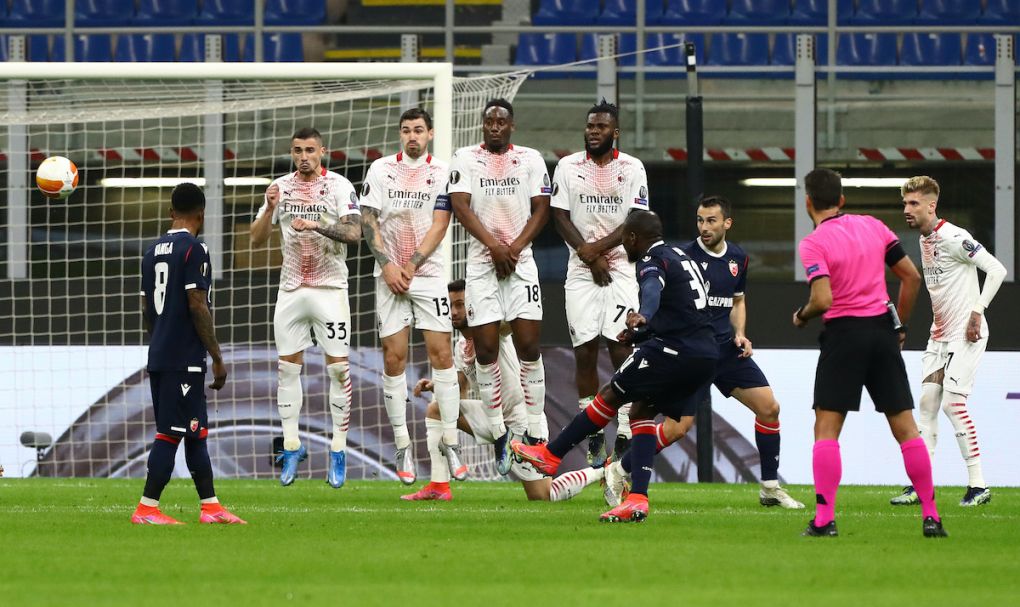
[
  {"x1": 605, "y1": 196, "x2": 803, "y2": 509},
  {"x1": 131, "y1": 183, "x2": 244, "y2": 525},
  {"x1": 512, "y1": 210, "x2": 718, "y2": 522}
]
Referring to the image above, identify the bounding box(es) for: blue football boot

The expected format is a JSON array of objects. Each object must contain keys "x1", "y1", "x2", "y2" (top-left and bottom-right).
[
  {"x1": 327, "y1": 450, "x2": 347, "y2": 489},
  {"x1": 276, "y1": 444, "x2": 307, "y2": 487}
]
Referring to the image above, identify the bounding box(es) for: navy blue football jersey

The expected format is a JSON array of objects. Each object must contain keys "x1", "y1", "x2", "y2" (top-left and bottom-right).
[
  {"x1": 680, "y1": 239, "x2": 749, "y2": 344},
  {"x1": 634, "y1": 241, "x2": 717, "y2": 358},
  {"x1": 140, "y1": 229, "x2": 212, "y2": 372}
]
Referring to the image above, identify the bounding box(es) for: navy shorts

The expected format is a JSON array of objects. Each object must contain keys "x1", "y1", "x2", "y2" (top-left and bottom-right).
[
  {"x1": 149, "y1": 370, "x2": 208, "y2": 437},
  {"x1": 681, "y1": 340, "x2": 770, "y2": 408},
  {"x1": 609, "y1": 342, "x2": 716, "y2": 420}
]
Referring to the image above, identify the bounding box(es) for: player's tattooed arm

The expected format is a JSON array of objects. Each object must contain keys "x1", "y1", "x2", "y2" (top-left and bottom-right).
[
  {"x1": 187, "y1": 289, "x2": 227, "y2": 390},
  {"x1": 313, "y1": 214, "x2": 362, "y2": 245},
  {"x1": 407, "y1": 208, "x2": 452, "y2": 272},
  {"x1": 360, "y1": 207, "x2": 391, "y2": 267}
]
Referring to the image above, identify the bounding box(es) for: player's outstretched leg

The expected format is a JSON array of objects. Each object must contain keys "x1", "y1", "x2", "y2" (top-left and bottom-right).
[
  {"x1": 402, "y1": 417, "x2": 452, "y2": 501},
  {"x1": 513, "y1": 392, "x2": 618, "y2": 476},
  {"x1": 550, "y1": 466, "x2": 605, "y2": 502},
  {"x1": 579, "y1": 396, "x2": 606, "y2": 467},
  {"x1": 276, "y1": 360, "x2": 306, "y2": 486},
  {"x1": 185, "y1": 435, "x2": 246, "y2": 524},
  {"x1": 132, "y1": 433, "x2": 185, "y2": 525}
]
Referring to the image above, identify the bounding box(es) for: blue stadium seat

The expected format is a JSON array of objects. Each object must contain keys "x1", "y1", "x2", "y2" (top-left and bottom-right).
[
  {"x1": 964, "y1": 33, "x2": 1017, "y2": 68},
  {"x1": 727, "y1": 0, "x2": 791, "y2": 24},
  {"x1": 114, "y1": 34, "x2": 176, "y2": 62},
  {"x1": 7, "y1": 0, "x2": 65, "y2": 27},
  {"x1": 598, "y1": 0, "x2": 663, "y2": 25},
  {"x1": 244, "y1": 33, "x2": 304, "y2": 62},
  {"x1": 133, "y1": 0, "x2": 200, "y2": 26},
  {"x1": 515, "y1": 33, "x2": 577, "y2": 66},
  {"x1": 52, "y1": 34, "x2": 114, "y2": 62},
  {"x1": 853, "y1": 0, "x2": 918, "y2": 24},
  {"x1": 705, "y1": 33, "x2": 770, "y2": 77},
  {"x1": 900, "y1": 33, "x2": 963, "y2": 78},
  {"x1": 837, "y1": 33, "x2": 898, "y2": 78},
  {"x1": 179, "y1": 33, "x2": 241, "y2": 62},
  {"x1": 196, "y1": 0, "x2": 253, "y2": 25},
  {"x1": 75, "y1": 0, "x2": 135, "y2": 26},
  {"x1": 532, "y1": 0, "x2": 599, "y2": 26},
  {"x1": 27, "y1": 36, "x2": 52, "y2": 61},
  {"x1": 979, "y1": 0, "x2": 1020, "y2": 25},
  {"x1": 616, "y1": 33, "x2": 702, "y2": 78},
  {"x1": 772, "y1": 33, "x2": 829, "y2": 73},
  {"x1": 265, "y1": 0, "x2": 326, "y2": 26},
  {"x1": 788, "y1": 0, "x2": 854, "y2": 25},
  {"x1": 917, "y1": 0, "x2": 981, "y2": 23},
  {"x1": 658, "y1": 0, "x2": 726, "y2": 25}
]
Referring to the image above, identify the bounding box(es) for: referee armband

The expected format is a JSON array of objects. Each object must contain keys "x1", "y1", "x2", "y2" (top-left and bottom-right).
[{"x1": 884, "y1": 241, "x2": 906, "y2": 267}]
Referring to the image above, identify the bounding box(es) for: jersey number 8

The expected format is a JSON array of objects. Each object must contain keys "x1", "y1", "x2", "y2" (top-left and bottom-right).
[{"x1": 153, "y1": 261, "x2": 169, "y2": 315}]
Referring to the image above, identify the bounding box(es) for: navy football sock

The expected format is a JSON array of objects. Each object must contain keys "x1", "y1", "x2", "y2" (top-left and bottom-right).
[
  {"x1": 184, "y1": 436, "x2": 216, "y2": 500},
  {"x1": 628, "y1": 429, "x2": 657, "y2": 497},
  {"x1": 755, "y1": 419, "x2": 781, "y2": 482},
  {"x1": 547, "y1": 412, "x2": 602, "y2": 458},
  {"x1": 142, "y1": 435, "x2": 180, "y2": 501}
]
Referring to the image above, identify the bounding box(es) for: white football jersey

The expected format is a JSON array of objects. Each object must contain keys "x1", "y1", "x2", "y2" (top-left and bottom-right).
[
  {"x1": 551, "y1": 149, "x2": 649, "y2": 279},
  {"x1": 453, "y1": 331, "x2": 524, "y2": 407},
  {"x1": 256, "y1": 168, "x2": 360, "y2": 291},
  {"x1": 359, "y1": 152, "x2": 450, "y2": 278},
  {"x1": 920, "y1": 219, "x2": 1000, "y2": 341},
  {"x1": 447, "y1": 144, "x2": 551, "y2": 275}
]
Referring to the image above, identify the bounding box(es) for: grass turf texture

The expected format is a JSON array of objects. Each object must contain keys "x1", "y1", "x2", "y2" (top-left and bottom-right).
[{"x1": 2, "y1": 480, "x2": 1018, "y2": 606}]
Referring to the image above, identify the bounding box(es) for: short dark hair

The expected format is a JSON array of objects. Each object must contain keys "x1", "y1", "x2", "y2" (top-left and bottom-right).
[
  {"x1": 805, "y1": 168, "x2": 843, "y2": 211},
  {"x1": 623, "y1": 210, "x2": 662, "y2": 240},
  {"x1": 483, "y1": 98, "x2": 514, "y2": 120},
  {"x1": 447, "y1": 278, "x2": 466, "y2": 293},
  {"x1": 291, "y1": 127, "x2": 324, "y2": 145},
  {"x1": 698, "y1": 194, "x2": 732, "y2": 219},
  {"x1": 400, "y1": 107, "x2": 433, "y2": 130},
  {"x1": 587, "y1": 99, "x2": 619, "y2": 125},
  {"x1": 171, "y1": 182, "x2": 205, "y2": 215}
]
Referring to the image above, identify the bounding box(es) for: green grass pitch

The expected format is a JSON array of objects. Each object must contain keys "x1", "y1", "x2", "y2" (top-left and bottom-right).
[{"x1": 2, "y1": 479, "x2": 1018, "y2": 606}]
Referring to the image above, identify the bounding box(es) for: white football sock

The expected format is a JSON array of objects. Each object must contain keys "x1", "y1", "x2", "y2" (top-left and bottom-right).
[
  {"x1": 520, "y1": 356, "x2": 546, "y2": 439},
  {"x1": 277, "y1": 360, "x2": 303, "y2": 451},
  {"x1": 917, "y1": 383, "x2": 941, "y2": 459},
  {"x1": 432, "y1": 366, "x2": 461, "y2": 446},
  {"x1": 942, "y1": 391, "x2": 985, "y2": 488},
  {"x1": 382, "y1": 372, "x2": 411, "y2": 449},
  {"x1": 550, "y1": 466, "x2": 605, "y2": 502},
  {"x1": 616, "y1": 403, "x2": 633, "y2": 439},
  {"x1": 425, "y1": 416, "x2": 450, "y2": 484},
  {"x1": 139, "y1": 497, "x2": 159, "y2": 507},
  {"x1": 475, "y1": 360, "x2": 506, "y2": 437},
  {"x1": 327, "y1": 362, "x2": 351, "y2": 452}
]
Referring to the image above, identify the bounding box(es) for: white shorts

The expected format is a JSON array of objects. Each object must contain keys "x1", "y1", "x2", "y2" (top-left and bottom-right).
[
  {"x1": 465, "y1": 258, "x2": 543, "y2": 327},
  {"x1": 921, "y1": 338, "x2": 987, "y2": 396},
  {"x1": 459, "y1": 398, "x2": 544, "y2": 482},
  {"x1": 375, "y1": 276, "x2": 453, "y2": 339},
  {"x1": 274, "y1": 287, "x2": 351, "y2": 358},
  {"x1": 564, "y1": 271, "x2": 639, "y2": 347}
]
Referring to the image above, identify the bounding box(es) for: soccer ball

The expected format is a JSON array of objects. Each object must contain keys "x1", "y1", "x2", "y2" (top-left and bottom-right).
[{"x1": 36, "y1": 155, "x2": 79, "y2": 199}]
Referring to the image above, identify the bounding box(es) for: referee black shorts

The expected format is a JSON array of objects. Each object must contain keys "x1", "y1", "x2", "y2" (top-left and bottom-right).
[{"x1": 814, "y1": 314, "x2": 913, "y2": 414}]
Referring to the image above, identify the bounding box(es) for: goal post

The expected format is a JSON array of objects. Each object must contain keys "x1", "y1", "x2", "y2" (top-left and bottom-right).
[{"x1": 0, "y1": 61, "x2": 528, "y2": 480}]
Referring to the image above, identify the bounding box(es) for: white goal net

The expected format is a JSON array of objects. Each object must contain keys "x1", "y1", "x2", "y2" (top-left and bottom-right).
[{"x1": 0, "y1": 62, "x2": 529, "y2": 482}]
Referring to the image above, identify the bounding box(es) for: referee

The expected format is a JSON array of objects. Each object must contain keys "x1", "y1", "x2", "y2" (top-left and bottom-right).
[{"x1": 793, "y1": 168, "x2": 946, "y2": 538}]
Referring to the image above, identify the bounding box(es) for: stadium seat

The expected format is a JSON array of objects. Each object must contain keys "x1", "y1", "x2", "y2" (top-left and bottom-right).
[
  {"x1": 705, "y1": 33, "x2": 770, "y2": 77},
  {"x1": 114, "y1": 34, "x2": 176, "y2": 62},
  {"x1": 616, "y1": 33, "x2": 701, "y2": 78},
  {"x1": 243, "y1": 33, "x2": 304, "y2": 62},
  {"x1": 836, "y1": 33, "x2": 898, "y2": 78},
  {"x1": 179, "y1": 33, "x2": 241, "y2": 62},
  {"x1": 597, "y1": 0, "x2": 663, "y2": 25},
  {"x1": 0, "y1": 35, "x2": 51, "y2": 61},
  {"x1": 532, "y1": 0, "x2": 599, "y2": 26},
  {"x1": 196, "y1": 0, "x2": 253, "y2": 25},
  {"x1": 133, "y1": 0, "x2": 200, "y2": 26},
  {"x1": 515, "y1": 33, "x2": 577, "y2": 66},
  {"x1": 916, "y1": 0, "x2": 981, "y2": 23},
  {"x1": 727, "y1": 0, "x2": 791, "y2": 24},
  {"x1": 52, "y1": 34, "x2": 114, "y2": 62},
  {"x1": 7, "y1": 0, "x2": 65, "y2": 27},
  {"x1": 964, "y1": 33, "x2": 1018, "y2": 67},
  {"x1": 772, "y1": 33, "x2": 827, "y2": 67},
  {"x1": 852, "y1": 0, "x2": 918, "y2": 24},
  {"x1": 979, "y1": 0, "x2": 1020, "y2": 25},
  {"x1": 787, "y1": 0, "x2": 854, "y2": 25},
  {"x1": 75, "y1": 0, "x2": 135, "y2": 26},
  {"x1": 901, "y1": 32, "x2": 962, "y2": 66},
  {"x1": 658, "y1": 0, "x2": 726, "y2": 25},
  {"x1": 265, "y1": 0, "x2": 326, "y2": 26}
]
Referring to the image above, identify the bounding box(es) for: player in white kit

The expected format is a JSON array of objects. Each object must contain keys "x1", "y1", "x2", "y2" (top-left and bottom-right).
[
  {"x1": 402, "y1": 280, "x2": 605, "y2": 502},
  {"x1": 250, "y1": 127, "x2": 362, "y2": 489},
  {"x1": 551, "y1": 100, "x2": 648, "y2": 466},
  {"x1": 359, "y1": 108, "x2": 465, "y2": 485},
  {"x1": 448, "y1": 99, "x2": 552, "y2": 475},
  {"x1": 894, "y1": 176, "x2": 1007, "y2": 507}
]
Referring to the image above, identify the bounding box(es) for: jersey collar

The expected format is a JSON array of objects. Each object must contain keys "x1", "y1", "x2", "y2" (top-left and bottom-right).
[
  {"x1": 933, "y1": 218, "x2": 946, "y2": 232},
  {"x1": 166, "y1": 228, "x2": 190, "y2": 234},
  {"x1": 480, "y1": 143, "x2": 513, "y2": 151},
  {"x1": 696, "y1": 237, "x2": 728, "y2": 258},
  {"x1": 585, "y1": 148, "x2": 620, "y2": 162},
  {"x1": 396, "y1": 150, "x2": 431, "y2": 166},
  {"x1": 291, "y1": 166, "x2": 328, "y2": 179},
  {"x1": 646, "y1": 239, "x2": 665, "y2": 253}
]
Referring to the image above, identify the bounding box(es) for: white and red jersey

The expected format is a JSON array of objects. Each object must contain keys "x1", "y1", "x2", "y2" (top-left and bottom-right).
[
  {"x1": 447, "y1": 144, "x2": 551, "y2": 275},
  {"x1": 359, "y1": 151, "x2": 450, "y2": 278},
  {"x1": 550, "y1": 149, "x2": 649, "y2": 279},
  {"x1": 256, "y1": 167, "x2": 360, "y2": 291},
  {"x1": 920, "y1": 219, "x2": 1004, "y2": 341}
]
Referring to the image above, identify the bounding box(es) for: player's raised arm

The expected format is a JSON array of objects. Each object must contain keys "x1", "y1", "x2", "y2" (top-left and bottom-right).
[{"x1": 250, "y1": 182, "x2": 279, "y2": 246}]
